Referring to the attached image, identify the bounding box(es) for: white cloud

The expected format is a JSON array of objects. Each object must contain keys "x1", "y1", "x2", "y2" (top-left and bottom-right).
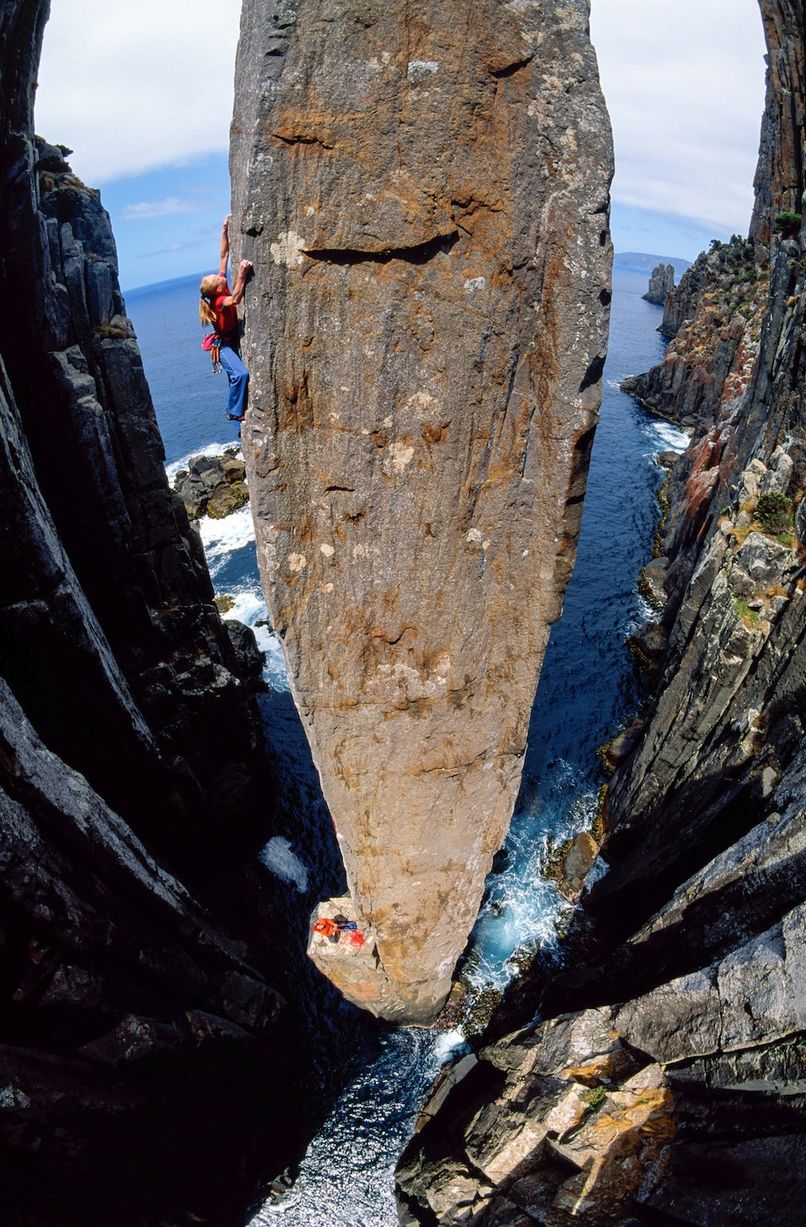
[
  {"x1": 591, "y1": 0, "x2": 767, "y2": 234},
  {"x1": 35, "y1": 0, "x2": 241, "y2": 184},
  {"x1": 35, "y1": 0, "x2": 768, "y2": 244},
  {"x1": 122, "y1": 196, "x2": 196, "y2": 220}
]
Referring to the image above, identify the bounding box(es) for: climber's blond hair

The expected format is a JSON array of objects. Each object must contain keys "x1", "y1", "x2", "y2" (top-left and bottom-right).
[{"x1": 199, "y1": 274, "x2": 221, "y2": 327}]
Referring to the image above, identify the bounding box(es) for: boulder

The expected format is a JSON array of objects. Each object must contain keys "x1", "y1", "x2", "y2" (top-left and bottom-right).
[
  {"x1": 173, "y1": 451, "x2": 249, "y2": 519},
  {"x1": 639, "y1": 556, "x2": 669, "y2": 608},
  {"x1": 628, "y1": 620, "x2": 668, "y2": 666},
  {"x1": 206, "y1": 480, "x2": 249, "y2": 519},
  {"x1": 225, "y1": 618, "x2": 265, "y2": 684},
  {"x1": 557, "y1": 832, "x2": 599, "y2": 901}
]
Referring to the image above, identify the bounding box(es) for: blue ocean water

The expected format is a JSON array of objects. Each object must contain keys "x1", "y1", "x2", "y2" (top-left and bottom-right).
[
  {"x1": 466, "y1": 269, "x2": 684, "y2": 984},
  {"x1": 126, "y1": 267, "x2": 686, "y2": 1226},
  {"x1": 127, "y1": 273, "x2": 288, "y2": 684}
]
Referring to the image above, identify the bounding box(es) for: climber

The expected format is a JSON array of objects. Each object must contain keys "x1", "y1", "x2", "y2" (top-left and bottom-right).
[
  {"x1": 312, "y1": 917, "x2": 340, "y2": 943},
  {"x1": 312, "y1": 915, "x2": 366, "y2": 948},
  {"x1": 199, "y1": 215, "x2": 253, "y2": 431}
]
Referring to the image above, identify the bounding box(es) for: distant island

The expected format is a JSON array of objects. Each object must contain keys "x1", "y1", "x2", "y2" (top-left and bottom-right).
[{"x1": 614, "y1": 250, "x2": 692, "y2": 277}]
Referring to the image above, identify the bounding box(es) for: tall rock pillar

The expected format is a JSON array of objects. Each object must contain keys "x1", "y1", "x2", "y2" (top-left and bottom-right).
[{"x1": 232, "y1": 0, "x2": 613, "y2": 1021}]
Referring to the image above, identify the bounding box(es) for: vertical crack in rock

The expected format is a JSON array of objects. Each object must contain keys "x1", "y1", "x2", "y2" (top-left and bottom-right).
[{"x1": 232, "y1": 0, "x2": 613, "y2": 1021}]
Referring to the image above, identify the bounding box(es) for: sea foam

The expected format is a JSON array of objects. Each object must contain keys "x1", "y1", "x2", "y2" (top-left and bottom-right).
[
  {"x1": 652, "y1": 420, "x2": 690, "y2": 452},
  {"x1": 198, "y1": 505, "x2": 255, "y2": 565},
  {"x1": 259, "y1": 836, "x2": 309, "y2": 892},
  {"x1": 165, "y1": 439, "x2": 240, "y2": 485}
]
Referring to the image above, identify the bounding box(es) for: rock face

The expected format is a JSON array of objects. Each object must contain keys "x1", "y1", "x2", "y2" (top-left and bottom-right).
[
  {"x1": 576, "y1": 0, "x2": 806, "y2": 971},
  {"x1": 0, "y1": 678, "x2": 292, "y2": 1225},
  {"x1": 0, "y1": 135, "x2": 267, "y2": 865},
  {"x1": 642, "y1": 260, "x2": 674, "y2": 305},
  {"x1": 395, "y1": 2, "x2": 806, "y2": 1220},
  {"x1": 232, "y1": 0, "x2": 613, "y2": 1021},
  {"x1": 625, "y1": 236, "x2": 769, "y2": 427},
  {"x1": 0, "y1": 4, "x2": 331, "y2": 1220}
]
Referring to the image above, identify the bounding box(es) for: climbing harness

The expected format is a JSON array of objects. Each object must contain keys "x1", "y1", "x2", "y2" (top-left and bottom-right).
[{"x1": 201, "y1": 331, "x2": 222, "y2": 374}]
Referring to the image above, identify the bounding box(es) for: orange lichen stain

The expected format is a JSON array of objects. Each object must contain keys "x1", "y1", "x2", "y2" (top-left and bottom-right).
[
  {"x1": 295, "y1": 518, "x2": 315, "y2": 546},
  {"x1": 552, "y1": 1085, "x2": 676, "y2": 1218},
  {"x1": 421, "y1": 422, "x2": 449, "y2": 444},
  {"x1": 271, "y1": 106, "x2": 364, "y2": 149},
  {"x1": 563, "y1": 1051, "x2": 632, "y2": 1086}
]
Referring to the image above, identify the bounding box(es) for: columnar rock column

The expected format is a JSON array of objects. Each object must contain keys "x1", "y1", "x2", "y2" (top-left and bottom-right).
[
  {"x1": 233, "y1": 0, "x2": 613, "y2": 1021},
  {"x1": 642, "y1": 261, "x2": 675, "y2": 305}
]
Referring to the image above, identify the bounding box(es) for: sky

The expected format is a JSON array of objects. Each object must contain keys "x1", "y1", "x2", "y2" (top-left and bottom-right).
[{"x1": 34, "y1": 0, "x2": 767, "y2": 291}]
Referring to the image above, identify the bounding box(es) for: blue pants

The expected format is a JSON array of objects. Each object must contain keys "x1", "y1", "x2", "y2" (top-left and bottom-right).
[{"x1": 219, "y1": 344, "x2": 249, "y2": 422}]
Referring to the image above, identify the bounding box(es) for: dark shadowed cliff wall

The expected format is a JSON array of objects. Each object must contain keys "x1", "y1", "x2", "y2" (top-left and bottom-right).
[
  {"x1": 396, "y1": 2, "x2": 806, "y2": 1222},
  {"x1": 0, "y1": 2, "x2": 271, "y2": 864},
  {"x1": 0, "y1": 4, "x2": 328, "y2": 1223}
]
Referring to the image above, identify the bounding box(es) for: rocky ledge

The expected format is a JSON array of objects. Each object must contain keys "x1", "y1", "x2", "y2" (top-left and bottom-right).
[{"x1": 173, "y1": 449, "x2": 249, "y2": 520}]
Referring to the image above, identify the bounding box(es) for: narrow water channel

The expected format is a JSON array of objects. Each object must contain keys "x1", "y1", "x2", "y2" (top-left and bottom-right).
[
  {"x1": 129, "y1": 262, "x2": 687, "y2": 1227},
  {"x1": 246, "y1": 267, "x2": 686, "y2": 1225}
]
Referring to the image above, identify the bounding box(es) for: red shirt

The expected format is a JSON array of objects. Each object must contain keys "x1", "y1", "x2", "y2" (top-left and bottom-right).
[{"x1": 213, "y1": 289, "x2": 238, "y2": 337}]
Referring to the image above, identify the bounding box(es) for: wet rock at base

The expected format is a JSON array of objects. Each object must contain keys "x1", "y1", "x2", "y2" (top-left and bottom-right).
[
  {"x1": 557, "y1": 832, "x2": 599, "y2": 901},
  {"x1": 173, "y1": 451, "x2": 248, "y2": 519},
  {"x1": 225, "y1": 619, "x2": 266, "y2": 688},
  {"x1": 600, "y1": 716, "x2": 647, "y2": 772},
  {"x1": 627, "y1": 620, "x2": 668, "y2": 669},
  {"x1": 638, "y1": 556, "x2": 669, "y2": 608}
]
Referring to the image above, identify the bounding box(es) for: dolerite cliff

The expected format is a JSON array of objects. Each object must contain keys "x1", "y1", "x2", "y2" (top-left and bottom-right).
[
  {"x1": 396, "y1": 2, "x2": 806, "y2": 1222},
  {"x1": 625, "y1": 234, "x2": 769, "y2": 424},
  {"x1": 0, "y1": 4, "x2": 319, "y2": 1222},
  {"x1": 232, "y1": 0, "x2": 613, "y2": 1022},
  {"x1": 641, "y1": 260, "x2": 674, "y2": 305}
]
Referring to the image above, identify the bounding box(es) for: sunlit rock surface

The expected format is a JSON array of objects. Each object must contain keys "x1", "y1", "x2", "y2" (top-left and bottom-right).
[
  {"x1": 642, "y1": 261, "x2": 674, "y2": 305},
  {"x1": 233, "y1": 0, "x2": 613, "y2": 1021}
]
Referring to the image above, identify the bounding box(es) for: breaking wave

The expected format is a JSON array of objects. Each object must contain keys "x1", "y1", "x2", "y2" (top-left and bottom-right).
[{"x1": 165, "y1": 439, "x2": 238, "y2": 484}]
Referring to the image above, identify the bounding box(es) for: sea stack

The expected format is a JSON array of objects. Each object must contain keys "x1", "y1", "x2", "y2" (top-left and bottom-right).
[
  {"x1": 232, "y1": 0, "x2": 613, "y2": 1021},
  {"x1": 643, "y1": 261, "x2": 675, "y2": 305}
]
